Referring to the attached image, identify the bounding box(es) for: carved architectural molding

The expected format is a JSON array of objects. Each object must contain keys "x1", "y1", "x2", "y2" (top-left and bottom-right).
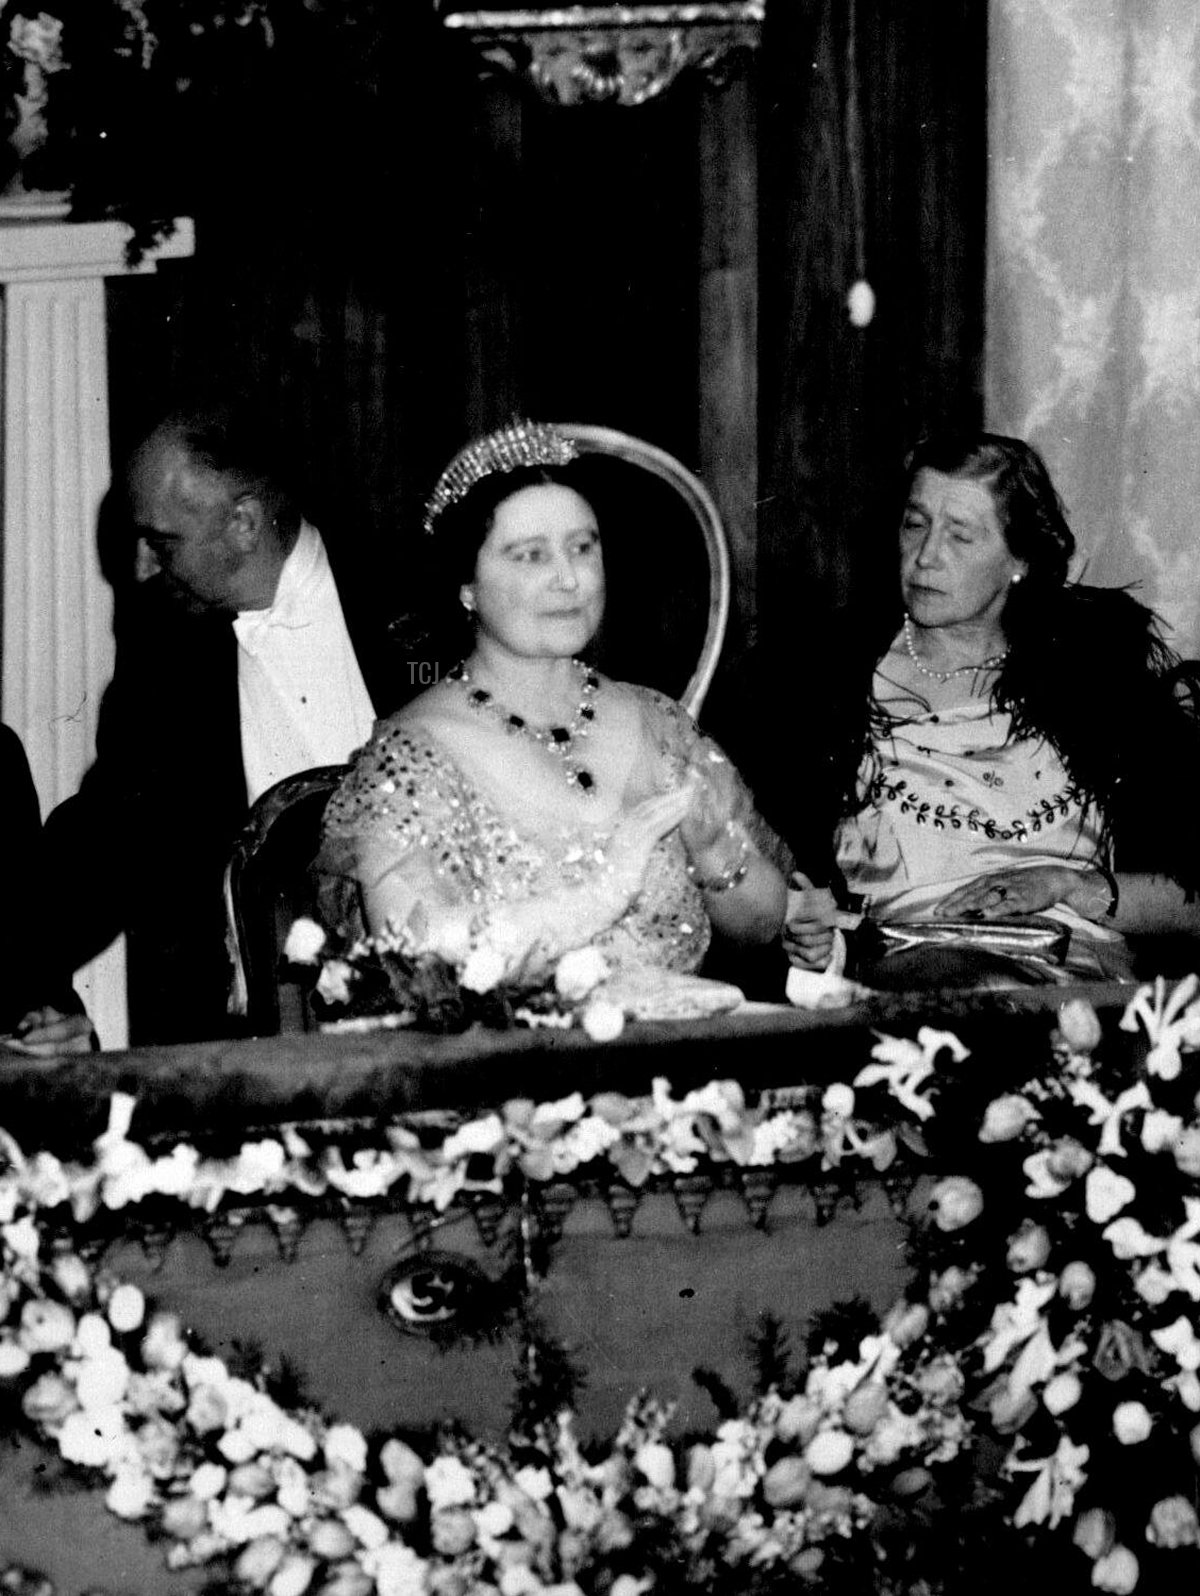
[{"x1": 442, "y1": 3, "x2": 764, "y2": 107}]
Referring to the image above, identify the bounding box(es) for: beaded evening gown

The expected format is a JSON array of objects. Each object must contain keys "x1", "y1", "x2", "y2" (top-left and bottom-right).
[{"x1": 319, "y1": 683, "x2": 774, "y2": 975}]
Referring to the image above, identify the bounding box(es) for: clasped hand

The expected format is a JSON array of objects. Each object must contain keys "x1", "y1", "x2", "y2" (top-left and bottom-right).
[
  {"x1": 603, "y1": 751, "x2": 742, "y2": 907},
  {"x1": 677, "y1": 749, "x2": 742, "y2": 866}
]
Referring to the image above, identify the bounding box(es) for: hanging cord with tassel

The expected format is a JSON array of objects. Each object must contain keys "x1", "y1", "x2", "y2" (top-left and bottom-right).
[{"x1": 844, "y1": 0, "x2": 875, "y2": 328}]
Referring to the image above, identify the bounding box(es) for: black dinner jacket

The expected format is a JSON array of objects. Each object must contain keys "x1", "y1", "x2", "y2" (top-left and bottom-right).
[
  {"x1": 1, "y1": 723, "x2": 87, "y2": 1033},
  {"x1": 43, "y1": 535, "x2": 410, "y2": 1048}
]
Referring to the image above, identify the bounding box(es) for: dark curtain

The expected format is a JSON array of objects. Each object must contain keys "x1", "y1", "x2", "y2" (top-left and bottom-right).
[
  {"x1": 757, "y1": 0, "x2": 987, "y2": 643},
  {"x1": 104, "y1": 1, "x2": 986, "y2": 671}
]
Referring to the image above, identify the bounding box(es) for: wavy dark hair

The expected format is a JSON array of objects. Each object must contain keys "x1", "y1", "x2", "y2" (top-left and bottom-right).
[
  {"x1": 818, "y1": 431, "x2": 1199, "y2": 888},
  {"x1": 391, "y1": 462, "x2": 595, "y2": 667}
]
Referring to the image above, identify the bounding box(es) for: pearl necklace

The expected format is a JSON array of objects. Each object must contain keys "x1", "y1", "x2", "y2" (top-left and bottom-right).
[
  {"x1": 450, "y1": 659, "x2": 600, "y2": 794},
  {"x1": 902, "y1": 615, "x2": 1008, "y2": 684}
]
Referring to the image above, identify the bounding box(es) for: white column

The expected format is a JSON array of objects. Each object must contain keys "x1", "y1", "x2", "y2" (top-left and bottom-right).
[{"x1": 0, "y1": 216, "x2": 194, "y2": 1050}]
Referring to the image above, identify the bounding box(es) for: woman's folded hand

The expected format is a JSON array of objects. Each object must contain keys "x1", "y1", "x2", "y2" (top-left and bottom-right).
[{"x1": 934, "y1": 864, "x2": 1084, "y2": 920}]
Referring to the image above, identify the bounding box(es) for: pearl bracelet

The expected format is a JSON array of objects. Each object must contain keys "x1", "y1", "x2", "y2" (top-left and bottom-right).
[{"x1": 686, "y1": 825, "x2": 752, "y2": 895}]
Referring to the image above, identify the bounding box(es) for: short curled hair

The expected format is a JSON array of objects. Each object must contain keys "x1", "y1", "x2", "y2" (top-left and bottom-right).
[
  {"x1": 902, "y1": 432, "x2": 1076, "y2": 590},
  {"x1": 394, "y1": 462, "x2": 594, "y2": 665}
]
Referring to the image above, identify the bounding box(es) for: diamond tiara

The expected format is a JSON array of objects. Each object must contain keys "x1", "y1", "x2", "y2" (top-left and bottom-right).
[{"x1": 422, "y1": 419, "x2": 579, "y2": 533}]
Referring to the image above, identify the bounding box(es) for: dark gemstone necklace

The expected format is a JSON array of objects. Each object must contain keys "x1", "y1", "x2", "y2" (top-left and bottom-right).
[{"x1": 450, "y1": 659, "x2": 600, "y2": 794}]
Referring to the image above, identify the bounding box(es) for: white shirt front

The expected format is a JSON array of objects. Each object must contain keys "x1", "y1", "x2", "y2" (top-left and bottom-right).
[{"x1": 233, "y1": 520, "x2": 377, "y2": 806}]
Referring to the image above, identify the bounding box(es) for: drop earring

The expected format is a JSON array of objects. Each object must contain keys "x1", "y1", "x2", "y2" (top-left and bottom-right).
[{"x1": 460, "y1": 586, "x2": 476, "y2": 613}]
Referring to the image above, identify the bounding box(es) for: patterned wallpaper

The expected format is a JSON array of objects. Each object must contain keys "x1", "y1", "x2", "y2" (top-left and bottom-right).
[{"x1": 986, "y1": 0, "x2": 1200, "y2": 658}]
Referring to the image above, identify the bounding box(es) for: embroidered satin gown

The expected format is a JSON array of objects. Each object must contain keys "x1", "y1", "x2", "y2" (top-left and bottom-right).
[
  {"x1": 320, "y1": 684, "x2": 767, "y2": 976},
  {"x1": 835, "y1": 678, "x2": 1128, "y2": 977}
]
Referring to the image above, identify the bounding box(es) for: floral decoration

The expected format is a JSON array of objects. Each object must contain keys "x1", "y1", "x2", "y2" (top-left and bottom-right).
[
  {"x1": 5, "y1": 977, "x2": 1200, "y2": 1591},
  {"x1": 283, "y1": 916, "x2": 628, "y2": 1044}
]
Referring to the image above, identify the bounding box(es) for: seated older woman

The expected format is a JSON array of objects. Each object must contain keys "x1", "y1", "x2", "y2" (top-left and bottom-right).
[
  {"x1": 319, "y1": 421, "x2": 787, "y2": 992},
  {"x1": 776, "y1": 431, "x2": 1200, "y2": 988}
]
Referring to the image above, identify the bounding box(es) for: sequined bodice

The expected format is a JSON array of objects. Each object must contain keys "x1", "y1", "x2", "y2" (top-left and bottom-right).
[{"x1": 322, "y1": 687, "x2": 714, "y2": 973}]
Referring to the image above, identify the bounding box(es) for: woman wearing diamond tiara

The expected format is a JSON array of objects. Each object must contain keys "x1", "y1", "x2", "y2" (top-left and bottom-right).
[
  {"x1": 765, "y1": 431, "x2": 1200, "y2": 987},
  {"x1": 319, "y1": 421, "x2": 788, "y2": 984}
]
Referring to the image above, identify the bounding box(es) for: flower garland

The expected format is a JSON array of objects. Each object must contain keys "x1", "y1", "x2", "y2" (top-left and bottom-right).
[
  {"x1": 4, "y1": 978, "x2": 1200, "y2": 1592},
  {"x1": 283, "y1": 918, "x2": 630, "y2": 1044}
]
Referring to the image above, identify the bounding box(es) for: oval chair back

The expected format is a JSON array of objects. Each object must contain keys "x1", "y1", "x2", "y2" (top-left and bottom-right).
[{"x1": 225, "y1": 426, "x2": 733, "y2": 1031}]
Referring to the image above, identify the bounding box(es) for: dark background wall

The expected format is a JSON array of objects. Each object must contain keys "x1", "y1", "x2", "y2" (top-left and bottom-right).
[{"x1": 103, "y1": 0, "x2": 987, "y2": 688}]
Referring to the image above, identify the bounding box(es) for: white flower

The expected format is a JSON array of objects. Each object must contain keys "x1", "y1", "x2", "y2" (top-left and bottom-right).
[
  {"x1": 58, "y1": 1405, "x2": 128, "y2": 1468},
  {"x1": 804, "y1": 1429, "x2": 854, "y2": 1475},
  {"x1": 440, "y1": 1114, "x2": 505, "y2": 1163},
  {"x1": 981, "y1": 1279, "x2": 1057, "y2": 1373},
  {"x1": 234, "y1": 1537, "x2": 287, "y2": 1589},
  {"x1": 460, "y1": 942, "x2": 508, "y2": 993},
  {"x1": 980, "y1": 1094, "x2": 1038, "y2": 1142},
  {"x1": 74, "y1": 1313, "x2": 112, "y2": 1358},
  {"x1": 1069, "y1": 1079, "x2": 1151, "y2": 1158},
  {"x1": 106, "y1": 1467, "x2": 155, "y2": 1520},
  {"x1": 424, "y1": 1454, "x2": 476, "y2": 1509},
  {"x1": 856, "y1": 1029, "x2": 959, "y2": 1121},
  {"x1": 1058, "y1": 998, "x2": 1103, "y2": 1053},
  {"x1": 1113, "y1": 1401, "x2": 1153, "y2": 1444},
  {"x1": 50, "y1": 1252, "x2": 92, "y2": 1302},
  {"x1": 1091, "y1": 1545, "x2": 1139, "y2": 1592},
  {"x1": 188, "y1": 1461, "x2": 229, "y2": 1500},
  {"x1": 2, "y1": 1215, "x2": 39, "y2": 1260},
  {"x1": 107, "y1": 1283, "x2": 146, "y2": 1334},
  {"x1": 316, "y1": 959, "x2": 354, "y2": 1006},
  {"x1": 476, "y1": 1499, "x2": 515, "y2": 1537},
  {"x1": 530, "y1": 1093, "x2": 586, "y2": 1130},
  {"x1": 380, "y1": 1437, "x2": 425, "y2": 1487},
  {"x1": 283, "y1": 917, "x2": 327, "y2": 964},
  {"x1": 1010, "y1": 1435, "x2": 1089, "y2": 1528},
  {"x1": 1086, "y1": 1167, "x2": 1137, "y2": 1224},
  {"x1": 307, "y1": 1520, "x2": 356, "y2": 1561},
  {"x1": 1172, "y1": 1125, "x2": 1200, "y2": 1177},
  {"x1": 821, "y1": 1082, "x2": 855, "y2": 1118},
  {"x1": 343, "y1": 1504, "x2": 390, "y2": 1549},
  {"x1": 581, "y1": 998, "x2": 625, "y2": 1042},
  {"x1": 1044, "y1": 1373, "x2": 1082, "y2": 1414},
  {"x1": 513, "y1": 1464, "x2": 554, "y2": 1500},
  {"x1": 1121, "y1": 974, "x2": 1200, "y2": 1081},
  {"x1": 19, "y1": 1298, "x2": 75, "y2": 1353},
  {"x1": 635, "y1": 1441, "x2": 675, "y2": 1490},
  {"x1": 1059, "y1": 1261, "x2": 1097, "y2": 1310},
  {"x1": 161, "y1": 1495, "x2": 209, "y2": 1540},
  {"x1": 141, "y1": 1312, "x2": 188, "y2": 1371},
  {"x1": 268, "y1": 1553, "x2": 316, "y2": 1596},
  {"x1": 323, "y1": 1422, "x2": 368, "y2": 1475},
  {"x1": 928, "y1": 1176, "x2": 984, "y2": 1232},
  {"x1": 555, "y1": 946, "x2": 609, "y2": 1001},
  {"x1": 360, "y1": 1542, "x2": 429, "y2": 1596},
  {"x1": 1007, "y1": 1221, "x2": 1051, "y2": 1274},
  {"x1": 1136, "y1": 1263, "x2": 1175, "y2": 1304},
  {"x1": 0, "y1": 1337, "x2": 31, "y2": 1379},
  {"x1": 1074, "y1": 1506, "x2": 1116, "y2": 1559},
  {"x1": 74, "y1": 1348, "x2": 131, "y2": 1410},
  {"x1": 1141, "y1": 1109, "x2": 1184, "y2": 1155},
  {"x1": 1146, "y1": 1494, "x2": 1200, "y2": 1548},
  {"x1": 1151, "y1": 1315, "x2": 1200, "y2": 1406}
]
